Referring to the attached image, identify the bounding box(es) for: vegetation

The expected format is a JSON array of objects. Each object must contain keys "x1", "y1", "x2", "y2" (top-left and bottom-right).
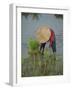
[
  {"x1": 21, "y1": 53, "x2": 63, "y2": 77},
  {"x1": 22, "y1": 12, "x2": 63, "y2": 20},
  {"x1": 22, "y1": 13, "x2": 40, "y2": 20},
  {"x1": 28, "y1": 38, "x2": 39, "y2": 51},
  {"x1": 21, "y1": 12, "x2": 63, "y2": 77},
  {"x1": 54, "y1": 14, "x2": 63, "y2": 19},
  {"x1": 21, "y1": 39, "x2": 63, "y2": 77}
]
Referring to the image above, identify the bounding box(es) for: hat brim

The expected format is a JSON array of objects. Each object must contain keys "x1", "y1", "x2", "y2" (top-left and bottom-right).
[{"x1": 36, "y1": 26, "x2": 51, "y2": 43}]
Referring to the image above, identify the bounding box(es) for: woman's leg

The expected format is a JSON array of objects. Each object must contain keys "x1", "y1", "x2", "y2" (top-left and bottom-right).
[{"x1": 40, "y1": 43, "x2": 46, "y2": 55}]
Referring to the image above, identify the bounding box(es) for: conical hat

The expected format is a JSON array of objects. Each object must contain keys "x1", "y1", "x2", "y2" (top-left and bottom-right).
[{"x1": 36, "y1": 26, "x2": 51, "y2": 43}]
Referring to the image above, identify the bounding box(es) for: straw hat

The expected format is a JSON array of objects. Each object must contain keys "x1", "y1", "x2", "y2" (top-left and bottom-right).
[{"x1": 36, "y1": 26, "x2": 51, "y2": 43}]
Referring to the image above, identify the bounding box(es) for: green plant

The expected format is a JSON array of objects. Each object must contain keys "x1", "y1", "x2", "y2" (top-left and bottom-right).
[
  {"x1": 21, "y1": 39, "x2": 63, "y2": 77},
  {"x1": 21, "y1": 54, "x2": 63, "y2": 77},
  {"x1": 27, "y1": 38, "x2": 39, "y2": 72},
  {"x1": 28, "y1": 38, "x2": 39, "y2": 50}
]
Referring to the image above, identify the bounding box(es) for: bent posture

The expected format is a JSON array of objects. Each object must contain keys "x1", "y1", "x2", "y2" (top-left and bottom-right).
[{"x1": 40, "y1": 28, "x2": 56, "y2": 55}]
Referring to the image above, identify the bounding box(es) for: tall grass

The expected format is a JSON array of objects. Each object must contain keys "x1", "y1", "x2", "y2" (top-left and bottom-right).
[
  {"x1": 21, "y1": 51, "x2": 63, "y2": 77},
  {"x1": 21, "y1": 39, "x2": 63, "y2": 77}
]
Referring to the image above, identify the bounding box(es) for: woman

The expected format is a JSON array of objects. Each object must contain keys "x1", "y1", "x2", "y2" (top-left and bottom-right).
[{"x1": 39, "y1": 28, "x2": 56, "y2": 55}]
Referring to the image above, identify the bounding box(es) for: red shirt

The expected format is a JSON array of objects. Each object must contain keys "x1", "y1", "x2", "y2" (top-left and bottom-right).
[{"x1": 49, "y1": 29, "x2": 55, "y2": 47}]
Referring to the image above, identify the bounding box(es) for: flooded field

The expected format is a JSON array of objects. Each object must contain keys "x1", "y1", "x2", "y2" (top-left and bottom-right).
[{"x1": 21, "y1": 13, "x2": 63, "y2": 77}]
